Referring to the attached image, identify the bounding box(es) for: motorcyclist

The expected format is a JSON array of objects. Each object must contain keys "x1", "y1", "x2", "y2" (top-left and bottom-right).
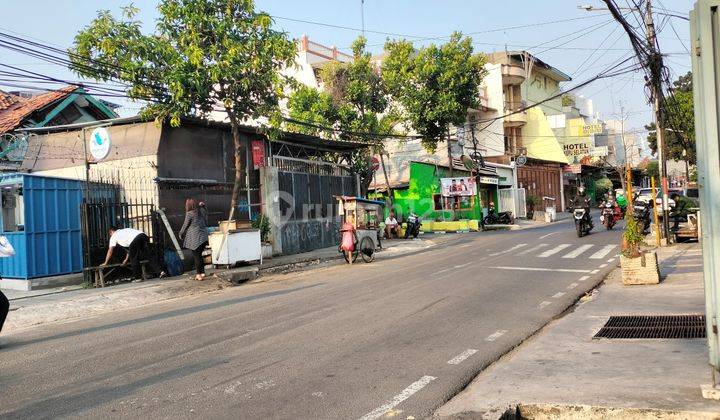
[
  {"x1": 616, "y1": 191, "x2": 628, "y2": 215},
  {"x1": 571, "y1": 185, "x2": 594, "y2": 229}
]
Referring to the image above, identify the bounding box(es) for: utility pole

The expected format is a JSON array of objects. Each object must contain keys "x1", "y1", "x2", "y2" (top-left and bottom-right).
[
  {"x1": 645, "y1": 0, "x2": 671, "y2": 242},
  {"x1": 360, "y1": 0, "x2": 365, "y2": 37}
]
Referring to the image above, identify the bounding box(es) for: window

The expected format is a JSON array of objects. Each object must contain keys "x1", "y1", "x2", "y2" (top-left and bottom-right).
[{"x1": 1, "y1": 188, "x2": 23, "y2": 232}]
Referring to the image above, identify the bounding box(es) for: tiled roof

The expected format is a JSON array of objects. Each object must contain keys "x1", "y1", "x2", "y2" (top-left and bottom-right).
[{"x1": 0, "y1": 85, "x2": 78, "y2": 134}]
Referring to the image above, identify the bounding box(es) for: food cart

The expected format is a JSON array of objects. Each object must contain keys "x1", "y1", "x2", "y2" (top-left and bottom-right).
[{"x1": 336, "y1": 196, "x2": 383, "y2": 263}]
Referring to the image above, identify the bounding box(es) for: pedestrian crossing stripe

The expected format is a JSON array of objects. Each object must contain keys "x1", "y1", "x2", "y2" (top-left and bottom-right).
[
  {"x1": 562, "y1": 244, "x2": 594, "y2": 259},
  {"x1": 538, "y1": 244, "x2": 571, "y2": 258},
  {"x1": 589, "y1": 244, "x2": 617, "y2": 259}
]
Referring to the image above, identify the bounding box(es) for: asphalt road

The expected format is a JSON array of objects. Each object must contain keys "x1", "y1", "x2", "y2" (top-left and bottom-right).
[{"x1": 0, "y1": 216, "x2": 622, "y2": 419}]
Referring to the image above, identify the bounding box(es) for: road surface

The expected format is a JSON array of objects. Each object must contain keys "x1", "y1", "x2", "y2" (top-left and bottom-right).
[{"x1": 0, "y1": 217, "x2": 621, "y2": 419}]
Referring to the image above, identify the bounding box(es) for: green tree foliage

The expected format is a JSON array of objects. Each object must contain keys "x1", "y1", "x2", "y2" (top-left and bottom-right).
[
  {"x1": 644, "y1": 160, "x2": 660, "y2": 181},
  {"x1": 69, "y1": 1, "x2": 296, "y2": 215},
  {"x1": 285, "y1": 37, "x2": 397, "y2": 192},
  {"x1": 382, "y1": 33, "x2": 487, "y2": 152},
  {"x1": 645, "y1": 71, "x2": 696, "y2": 166}
]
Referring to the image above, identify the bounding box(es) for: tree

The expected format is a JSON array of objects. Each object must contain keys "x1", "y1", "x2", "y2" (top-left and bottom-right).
[
  {"x1": 645, "y1": 71, "x2": 696, "y2": 167},
  {"x1": 644, "y1": 160, "x2": 660, "y2": 181},
  {"x1": 285, "y1": 37, "x2": 397, "y2": 196},
  {"x1": 382, "y1": 33, "x2": 487, "y2": 152},
  {"x1": 69, "y1": 1, "x2": 296, "y2": 219}
]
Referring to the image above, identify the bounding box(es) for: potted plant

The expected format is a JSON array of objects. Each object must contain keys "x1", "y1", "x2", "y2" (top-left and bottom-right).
[
  {"x1": 252, "y1": 214, "x2": 273, "y2": 259},
  {"x1": 620, "y1": 214, "x2": 660, "y2": 285},
  {"x1": 526, "y1": 195, "x2": 539, "y2": 220}
]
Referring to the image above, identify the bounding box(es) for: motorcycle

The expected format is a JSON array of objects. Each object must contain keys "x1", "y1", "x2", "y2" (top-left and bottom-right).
[
  {"x1": 404, "y1": 214, "x2": 422, "y2": 239},
  {"x1": 599, "y1": 201, "x2": 622, "y2": 230},
  {"x1": 633, "y1": 200, "x2": 652, "y2": 233},
  {"x1": 571, "y1": 200, "x2": 593, "y2": 238},
  {"x1": 483, "y1": 210, "x2": 514, "y2": 225}
]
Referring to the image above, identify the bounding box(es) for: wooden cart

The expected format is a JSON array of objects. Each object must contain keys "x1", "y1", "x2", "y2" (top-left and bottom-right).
[{"x1": 336, "y1": 196, "x2": 384, "y2": 263}]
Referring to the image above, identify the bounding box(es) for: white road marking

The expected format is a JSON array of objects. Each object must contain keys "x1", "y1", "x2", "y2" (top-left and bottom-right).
[
  {"x1": 359, "y1": 376, "x2": 437, "y2": 420},
  {"x1": 567, "y1": 282, "x2": 578, "y2": 289},
  {"x1": 539, "y1": 301, "x2": 551, "y2": 309},
  {"x1": 538, "y1": 244, "x2": 571, "y2": 258},
  {"x1": 562, "y1": 244, "x2": 594, "y2": 259},
  {"x1": 518, "y1": 243, "x2": 549, "y2": 255},
  {"x1": 454, "y1": 262, "x2": 472, "y2": 269},
  {"x1": 607, "y1": 258, "x2": 616, "y2": 263},
  {"x1": 447, "y1": 349, "x2": 478, "y2": 365},
  {"x1": 489, "y1": 243, "x2": 527, "y2": 256},
  {"x1": 599, "y1": 263, "x2": 608, "y2": 268},
  {"x1": 591, "y1": 269, "x2": 600, "y2": 274},
  {"x1": 675, "y1": 264, "x2": 703, "y2": 267},
  {"x1": 485, "y1": 330, "x2": 508, "y2": 342},
  {"x1": 539, "y1": 232, "x2": 559, "y2": 240},
  {"x1": 578, "y1": 275, "x2": 590, "y2": 282},
  {"x1": 482, "y1": 266, "x2": 592, "y2": 274},
  {"x1": 432, "y1": 268, "x2": 453, "y2": 276},
  {"x1": 590, "y1": 244, "x2": 617, "y2": 260},
  {"x1": 552, "y1": 292, "x2": 565, "y2": 298},
  {"x1": 458, "y1": 244, "x2": 473, "y2": 248}
]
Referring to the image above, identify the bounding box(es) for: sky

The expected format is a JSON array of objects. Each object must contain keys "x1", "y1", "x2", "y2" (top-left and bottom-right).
[{"x1": 0, "y1": 0, "x2": 695, "y2": 139}]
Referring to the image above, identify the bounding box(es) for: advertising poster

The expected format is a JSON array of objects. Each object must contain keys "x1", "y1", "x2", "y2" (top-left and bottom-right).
[{"x1": 440, "y1": 177, "x2": 477, "y2": 197}]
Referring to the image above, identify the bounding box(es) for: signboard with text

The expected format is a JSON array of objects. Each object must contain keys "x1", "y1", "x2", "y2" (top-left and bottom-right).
[{"x1": 251, "y1": 140, "x2": 265, "y2": 169}]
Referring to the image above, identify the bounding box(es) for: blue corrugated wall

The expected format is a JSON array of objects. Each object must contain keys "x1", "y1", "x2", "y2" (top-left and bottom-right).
[{"x1": 0, "y1": 174, "x2": 84, "y2": 279}]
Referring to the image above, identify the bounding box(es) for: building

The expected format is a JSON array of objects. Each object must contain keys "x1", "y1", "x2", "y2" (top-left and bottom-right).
[
  {"x1": 19, "y1": 116, "x2": 365, "y2": 262},
  {"x1": 0, "y1": 85, "x2": 118, "y2": 170},
  {"x1": 485, "y1": 51, "x2": 572, "y2": 214}
]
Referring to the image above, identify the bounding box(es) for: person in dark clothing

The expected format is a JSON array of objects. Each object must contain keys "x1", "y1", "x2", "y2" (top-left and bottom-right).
[
  {"x1": 180, "y1": 198, "x2": 209, "y2": 281},
  {"x1": 0, "y1": 290, "x2": 8, "y2": 338},
  {"x1": 102, "y1": 227, "x2": 165, "y2": 280},
  {"x1": 670, "y1": 193, "x2": 697, "y2": 230},
  {"x1": 570, "y1": 185, "x2": 594, "y2": 229}
]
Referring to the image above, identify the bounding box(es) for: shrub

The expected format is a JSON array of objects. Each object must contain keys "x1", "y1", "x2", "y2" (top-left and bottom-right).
[{"x1": 252, "y1": 214, "x2": 271, "y2": 243}]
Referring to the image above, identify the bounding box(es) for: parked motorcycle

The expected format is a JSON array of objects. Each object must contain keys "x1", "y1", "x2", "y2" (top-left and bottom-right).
[
  {"x1": 483, "y1": 210, "x2": 514, "y2": 225},
  {"x1": 404, "y1": 213, "x2": 422, "y2": 239},
  {"x1": 599, "y1": 200, "x2": 622, "y2": 230},
  {"x1": 633, "y1": 200, "x2": 652, "y2": 233},
  {"x1": 571, "y1": 199, "x2": 594, "y2": 238}
]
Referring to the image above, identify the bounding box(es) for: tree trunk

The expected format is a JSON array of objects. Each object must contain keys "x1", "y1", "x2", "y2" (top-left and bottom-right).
[
  {"x1": 379, "y1": 152, "x2": 393, "y2": 209},
  {"x1": 228, "y1": 120, "x2": 244, "y2": 222}
]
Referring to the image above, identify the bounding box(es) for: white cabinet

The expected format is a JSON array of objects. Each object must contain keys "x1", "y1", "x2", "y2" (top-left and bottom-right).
[{"x1": 208, "y1": 229, "x2": 262, "y2": 266}]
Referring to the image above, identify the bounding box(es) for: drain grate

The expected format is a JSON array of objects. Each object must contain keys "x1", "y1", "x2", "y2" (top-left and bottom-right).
[{"x1": 594, "y1": 315, "x2": 706, "y2": 339}]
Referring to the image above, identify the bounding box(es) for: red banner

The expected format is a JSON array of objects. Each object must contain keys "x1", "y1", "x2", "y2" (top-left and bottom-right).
[{"x1": 251, "y1": 140, "x2": 265, "y2": 169}]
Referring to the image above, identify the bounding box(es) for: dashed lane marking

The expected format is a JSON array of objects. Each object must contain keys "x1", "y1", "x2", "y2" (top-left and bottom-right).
[
  {"x1": 481, "y1": 266, "x2": 592, "y2": 274},
  {"x1": 538, "y1": 301, "x2": 551, "y2": 309},
  {"x1": 489, "y1": 243, "x2": 528, "y2": 257},
  {"x1": 590, "y1": 244, "x2": 617, "y2": 260},
  {"x1": 454, "y1": 262, "x2": 472, "y2": 269},
  {"x1": 607, "y1": 258, "x2": 616, "y2": 263},
  {"x1": 485, "y1": 330, "x2": 508, "y2": 342},
  {"x1": 539, "y1": 232, "x2": 560, "y2": 240},
  {"x1": 599, "y1": 264, "x2": 608, "y2": 268},
  {"x1": 591, "y1": 269, "x2": 600, "y2": 274},
  {"x1": 447, "y1": 349, "x2": 478, "y2": 365},
  {"x1": 359, "y1": 376, "x2": 437, "y2": 420},
  {"x1": 552, "y1": 292, "x2": 565, "y2": 298},
  {"x1": 562, "y1": 244, "x2": 594, "y2": 259},
  {"x1": 567, "y1": 282, "x2": 578, "y2": 289},
  {"x1": 578, "y1": 275, "x2": 590, "y2": 281},
  {"x1": 538, "y1": 244, "x2": 571, "y2": 258}
]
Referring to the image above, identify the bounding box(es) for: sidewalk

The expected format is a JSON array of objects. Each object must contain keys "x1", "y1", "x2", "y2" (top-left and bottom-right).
[
  {"x1": 437, "y1": 241, "x2": 720, "y2": 419},
  {"x1": 2, "y1": 236, "x2": 444, "y2": 333}
]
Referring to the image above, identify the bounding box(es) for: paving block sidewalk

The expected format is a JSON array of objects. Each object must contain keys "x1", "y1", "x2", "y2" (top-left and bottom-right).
[
  {"x1": 436, "y1": 242, "x2": 720, "y2": 419},
  {"x1": 2, "y1": 236, "x2": 444, "y2": 333}
]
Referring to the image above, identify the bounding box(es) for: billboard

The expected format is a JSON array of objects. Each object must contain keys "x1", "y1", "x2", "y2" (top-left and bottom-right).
[{"x1": 440, "y1": 177, "x2": 477, "y2": 197}]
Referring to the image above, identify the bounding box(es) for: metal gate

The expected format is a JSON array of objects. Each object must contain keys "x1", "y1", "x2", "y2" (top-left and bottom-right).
[
  {"x1": 80, "y1": 200, "x2": 159, "y2": 278},
  {"x1": 515, "y1": 187, "x2": 527, "y2": 218}
]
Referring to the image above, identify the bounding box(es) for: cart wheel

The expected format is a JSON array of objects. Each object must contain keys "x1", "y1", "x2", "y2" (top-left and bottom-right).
[{"x1": 359, "y1": 237, "x2": 375, "y2": 263}]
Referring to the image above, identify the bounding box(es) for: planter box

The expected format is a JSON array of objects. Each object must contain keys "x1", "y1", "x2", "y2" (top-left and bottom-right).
[
  {"x1": 261, "y1": 243, "x2": 273, "y2": 260},
  {"x1": 621, "y1": 251, "x2": 660, "y2": 285}
]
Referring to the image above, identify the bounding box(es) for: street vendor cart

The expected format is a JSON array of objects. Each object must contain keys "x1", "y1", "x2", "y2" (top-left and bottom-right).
[{"x1": 336, "y1": 196, "x2": 383, "y2": 263}]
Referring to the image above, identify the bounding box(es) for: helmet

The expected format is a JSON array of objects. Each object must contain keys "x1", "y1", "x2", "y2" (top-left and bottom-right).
[{"x1": 578, "y1": 185, "x2": 586, "y2": 195}]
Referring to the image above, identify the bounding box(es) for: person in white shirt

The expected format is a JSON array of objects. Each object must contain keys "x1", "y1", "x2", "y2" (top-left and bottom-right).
[
  {"x1": 384, "y1": 212, "x2": 400, "y2": 239},
  {"x1": 102, "y1": 227, "x2": 165, "y2": 280}
]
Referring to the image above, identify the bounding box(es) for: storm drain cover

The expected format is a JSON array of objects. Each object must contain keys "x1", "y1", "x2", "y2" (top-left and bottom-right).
[{"x1": 594, "y1": 315, "x2": 706, "y2": 339}]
